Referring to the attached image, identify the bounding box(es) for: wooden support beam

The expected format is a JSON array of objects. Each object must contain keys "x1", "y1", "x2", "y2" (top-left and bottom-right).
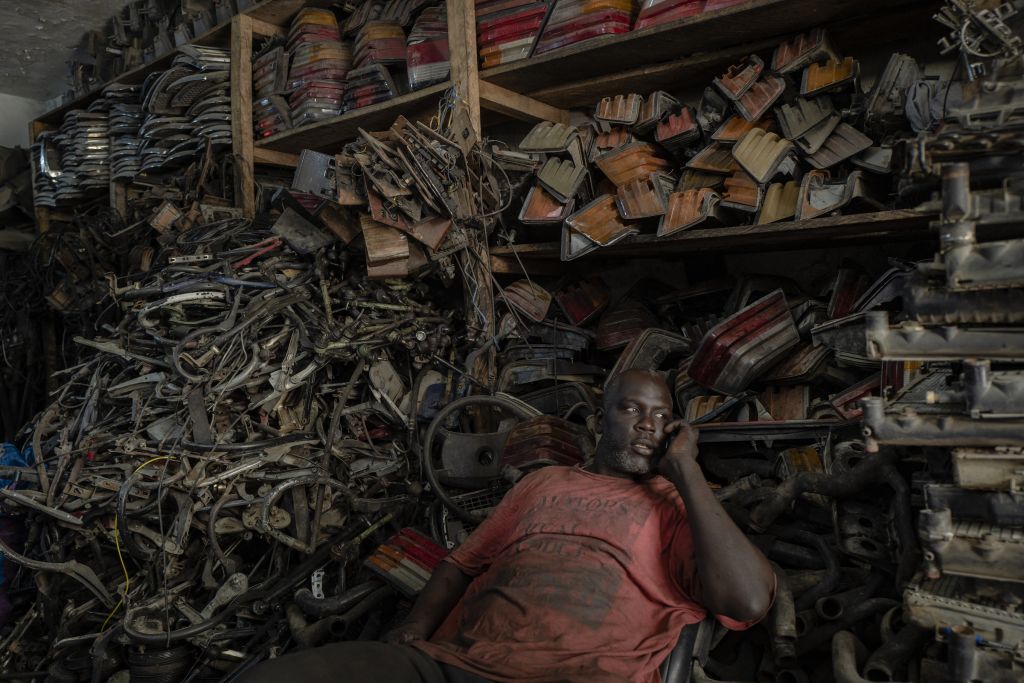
[
  {"x1": 231, "y1": 14, "x2": 256, "y2": 218},
  {"x1": 447, "y1": 0, "x2": 480, "y2": 140},
  {"x1": 249, "y1": 16, "x2": 287, "y2": 38},
  {"x1": 253, "y1": 147, "x2": 300, "y2": 168},
  {"x1": 478, "y1": 80, "x2": 571, "y2": 124}
]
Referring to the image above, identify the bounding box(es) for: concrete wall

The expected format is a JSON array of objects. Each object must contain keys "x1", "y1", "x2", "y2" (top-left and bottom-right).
[{"x1": 0, "y1": 93, "x2": 45, "y2": 148}]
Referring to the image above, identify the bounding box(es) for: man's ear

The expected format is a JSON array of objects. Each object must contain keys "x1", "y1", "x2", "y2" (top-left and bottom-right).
[{"x1": 592, "y1": 407, "x2": 604, "y2": 436}]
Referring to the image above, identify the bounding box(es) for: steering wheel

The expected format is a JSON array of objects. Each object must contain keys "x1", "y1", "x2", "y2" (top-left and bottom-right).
[{"x1": 422, "y1": 394, "x2": 538, "y2": 524}]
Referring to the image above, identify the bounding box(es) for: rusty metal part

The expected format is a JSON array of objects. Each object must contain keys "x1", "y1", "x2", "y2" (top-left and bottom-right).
[
  {"x1": 658, "y1": 188, "x2": 725, "y2": 236},
  {"x1": 615, "y1": 173, "x2": 673, "y2": 220},
  {"x1": 721, "y1": 171, "x2": 763, "y2": 212},
  {"x1": 565, "y1": 194, "x2": 639, "y2": 246},
  {"x1": 757, "y1": 181, "x2": 800, "y2": 224},
  {"x1": 772, "y1": 28, "x2": 838, "y2": 74},
  {"x1": 801, "y1": 57, "x2": 860, "y2": 96}
]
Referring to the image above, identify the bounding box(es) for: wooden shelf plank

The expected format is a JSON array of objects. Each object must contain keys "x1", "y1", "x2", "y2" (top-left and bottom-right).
[
  {"x1": 35, "y1": 0, "x2": 308, "y2": 124},
  {"x1": 489, "y1": 210, "x2": 935, "y2": 271},
  {"x1": 480, "y1": 0, "x2": 931, "y2": 96},
  {"x1": 256, "y1": 81, "x2": 453, "y2": 153}
]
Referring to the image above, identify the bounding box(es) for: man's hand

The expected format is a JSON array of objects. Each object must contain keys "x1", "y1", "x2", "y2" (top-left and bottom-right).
[{"x1": 657, "y1": 420, "x2": 698, "y2": 476}]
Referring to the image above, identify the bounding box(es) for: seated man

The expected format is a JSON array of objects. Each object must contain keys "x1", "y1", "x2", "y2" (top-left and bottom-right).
[{"x1": 241, "y1": 370, "x2": 775, "y2": 683}]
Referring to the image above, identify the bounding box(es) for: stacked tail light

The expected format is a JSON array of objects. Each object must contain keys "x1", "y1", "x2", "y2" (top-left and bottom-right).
[
  {"x1": 286, "y1": 8, "x2": 351, "y2": 127},
  {"x1": 534, "y1": 0, "x2": 637, "y2": 56},
  {"x1": 343, "y1": 63, "x2": 401, "y2": 110},
  {"x1": 476, "y1": 0, "x2": 549, "y2": 68},
  {"x1": 354, "y1": 21, "x2": 408, "y2": 69},
  {"x1": 407, "y1": 5, "x2": 450, "y2": 90}
]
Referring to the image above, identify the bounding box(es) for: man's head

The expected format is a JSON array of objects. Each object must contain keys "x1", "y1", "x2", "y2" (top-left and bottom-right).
[{"x1": 593, "y1": 370, "x2": 674, "y2": 479}]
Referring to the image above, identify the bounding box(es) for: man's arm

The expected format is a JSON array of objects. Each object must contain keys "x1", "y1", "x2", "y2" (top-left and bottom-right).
[
  {"x1": 658, "y1": 422, "x2": 775, "y2": 623},
  {"x1": 385, "y1": 561, "x2": 474, "y2": 644}
]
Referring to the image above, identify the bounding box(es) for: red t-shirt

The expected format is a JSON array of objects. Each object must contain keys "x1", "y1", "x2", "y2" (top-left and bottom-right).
[{"x1": 413, "y1": 465, "x2": 763, "y2": 683}]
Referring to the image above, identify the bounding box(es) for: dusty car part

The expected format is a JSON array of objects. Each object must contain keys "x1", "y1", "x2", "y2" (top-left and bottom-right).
[
  {"x1": 732, "y1": 128, "x2": 793, "y2": 183},
  {"x1": 714, "y1": 55, "x2": 765, "y2": 101},
  {"x1": 797, "y1": 170, "x2": 886, "y2": 220},
  {"x1": 941, "y1": 220, "x2": 1024, "y2": 291},
  {"x1": 918, "y1": 507, "x2": 1023, "y2": 583},
  {"x1": 688, "y1": 290, "x2": 800, "y2": 395},
  {"x1": 686, "y1": 143, "x2": 740, "y2": 175},
  {"x1": 658, "y1": 188, "x2": 725, "y2": 236},
  {"x1": 501, "y1": 415, "x2": 590, "y2": 472},
  {"x1": 554, "y1": 277, "x2": 610, "y2": 326},
  {"x1": 655, "y1": 107, "x2": 701, "y2": 156},
  {"x1": 518, "y1": 121, "x2": 579, "y2": 152},
  {"x1": 720, "y1": 171, "x2": 762, "y2": 213},
  {"x1": 537, "y1": 157, "x2": 587, "y2": 202},
  {"x1": 594, "y1": 142, "x2": 673, "y2": 186},
  {"x1": 905, "y1": 270, "x2": 1024, "y2": 324},
  {"x1": 607, "y1": 328, "x2": 693, "y2": 382},
  {"x1": 711, "y1": 115, "x2": 769, "y2": 145},
  {"x1": 616, "y1": 173, "x2": 673, "y2": 219},
  {"x1": 905, "y1": 574, "x2": 1024, "y2": 646},
  {"x1": 757, "y1": 181, "x2": 800, "y2": 224},
  {"x1": 862, "y1": 398, "x2": 1024, "y2": 448},
  {"x1": 595, "y1": 93, "x2": 643, "y2": 126},
  {"x1": 634, "y1": 91, "x2": 680, "y2": 135},
  {"x1": 596, "y1": 299, "x2": 659, "y2": 351},
  {"x1": 924, "y1": 482, "x2": 1024, "y2": 527},
  {"x1": 735, "y1": 74, "x2": 786, "y2": 121},
  {"x1": 776, "y1": 97, "x2": 840, "y2": 155},
  {"x1": 952, "y1": 447, "x2": 1024, "y2": 491},
  {"x1": 422, "y1": 394, "x2": 539, "y2": 522},
  {"x1": 864, "y1": 53, "x2": 922, "y2": 134},
  {"x1": 864, "y1": 311, "x2": 1024, "y2": 361},
  {"x1": 806, "y1": 123, "x2": 874, "y2": 170},
  {"x1": 801, "y1": 57, "x2": 860, "y2": 96},
  {"x1": 502, "y1": 280, "x2": 552, "y2": 322},
  {"x1": 959, "y1": 360, "x2": 1024, "y2": 418},
  {"x1": 565, "y1": 194, "x2": 639, "y2": 247},
  {"x1": 519, "y1": 184, "x2": 575, "y2": 224},
  {"x1": 772, "y1": 28, "x2": 838, "y2": 74}
]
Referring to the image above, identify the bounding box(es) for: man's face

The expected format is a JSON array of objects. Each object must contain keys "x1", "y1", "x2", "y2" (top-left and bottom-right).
[{"x1": 595, "y1": 371, "x2": 674, "y2": 478}]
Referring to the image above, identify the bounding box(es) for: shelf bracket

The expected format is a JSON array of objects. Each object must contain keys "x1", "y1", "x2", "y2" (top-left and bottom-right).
[{"x1": 479, "y1": 80, "x2": 571, "y2": 125}]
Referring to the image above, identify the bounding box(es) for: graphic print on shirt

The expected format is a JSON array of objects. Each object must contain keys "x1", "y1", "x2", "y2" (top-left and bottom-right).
[{"x1": 481, "y1": 489, "x2": 656, "y2": 630}]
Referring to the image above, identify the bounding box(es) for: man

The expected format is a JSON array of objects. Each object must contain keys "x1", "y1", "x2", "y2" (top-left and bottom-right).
[{"x1": 242, "y1": 370, "x2": 775, "y2": 683}]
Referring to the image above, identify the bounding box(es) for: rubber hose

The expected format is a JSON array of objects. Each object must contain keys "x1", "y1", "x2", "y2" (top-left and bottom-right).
[
  {"x1": 863, "y1": 622, "x2": 928, "y2": 683},
  {"x1": 833, "y1": 631, "x2": 872, "y2": 683},
  {"x1": 768, "y1": 566, "x2": 797, "y2": 668},
  {"x1": 293, "y1": 580, "x2": 382, "y2": 618},
  {"x1": 798, "y1": 599, "x2": 900, "y2": 655}
]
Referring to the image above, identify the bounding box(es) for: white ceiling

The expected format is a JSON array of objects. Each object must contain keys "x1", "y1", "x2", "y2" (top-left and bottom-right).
[{"x1": 0, "y1": 0, "x2": 129, "y2": 102}]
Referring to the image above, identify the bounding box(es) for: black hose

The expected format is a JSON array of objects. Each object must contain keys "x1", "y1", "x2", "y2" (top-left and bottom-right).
[
  {"x1": 798, "y1": 599, "x2": 899, "y2": 655},
  {"x1": 749, "y1": 454, "x2": 895, "y2": 532},
  {"x1": 293, "y1": 581, "x2": 382, "y2": 618},
  {"x1": 771, "y1": 529, "x2": 839, "y2": 611},
  {"x1": 863, "y1": 622, "x2": 928, "y2": 682}
]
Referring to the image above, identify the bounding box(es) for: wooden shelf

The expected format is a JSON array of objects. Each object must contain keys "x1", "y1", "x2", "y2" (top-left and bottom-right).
[
  {"x1": 480, "y1": 0, "x2": 932, "y2": 96},
  {"x1": 35, "y1": 0, "x2": 312, "y2": 124},
  {"x1": 489, "y1": 210, "x2": 936, "y2": 272},
  {"x1": 256, "y1": 81, "x2": 453, "y2": 153}
]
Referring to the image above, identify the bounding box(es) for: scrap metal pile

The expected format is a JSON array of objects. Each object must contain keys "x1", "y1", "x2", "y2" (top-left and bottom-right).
[{"x1": 503, "y1": 27, "x2": 926, "y2": 259}]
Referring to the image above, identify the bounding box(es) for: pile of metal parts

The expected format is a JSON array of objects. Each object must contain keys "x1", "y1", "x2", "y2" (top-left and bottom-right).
[
  {"x1": 503, "y1": 27, "x2": 927, "y2": 259},
  {"x1": 860, "y1": 162, "x2": 1024, "y2": 683},
  {"x1": 34, "y1": 47, "x2": 233, "y2": 209},
  {"x1": 64, "y1": 0, "x2": 259, "y2": 101}
]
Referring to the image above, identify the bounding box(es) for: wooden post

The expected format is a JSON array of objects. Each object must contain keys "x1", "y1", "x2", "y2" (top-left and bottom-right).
[
  {"x1": 231, "y1": 14, "x2": 256, "y2": 218},
  {"x1": 447, "y1": 0, "x2": 481, "y2": 140}
]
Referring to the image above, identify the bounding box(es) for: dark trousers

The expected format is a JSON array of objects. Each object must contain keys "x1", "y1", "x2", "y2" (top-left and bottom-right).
[{"x1": 237, "y1": 642, "x2": 493, "y2": 683}]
